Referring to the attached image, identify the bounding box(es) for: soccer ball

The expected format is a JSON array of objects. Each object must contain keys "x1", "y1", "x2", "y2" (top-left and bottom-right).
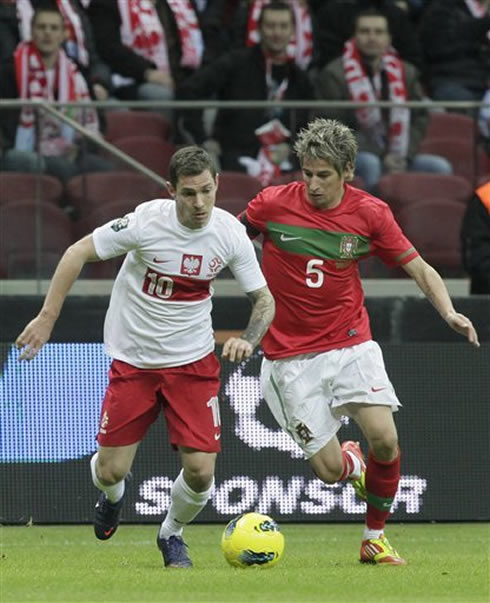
[{"x1": 221, "y1": 512, "x2": 285, "y2": 568}]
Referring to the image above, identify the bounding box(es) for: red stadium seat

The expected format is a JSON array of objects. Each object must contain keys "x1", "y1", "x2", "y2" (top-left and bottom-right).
[
  {"x1": 216, "y1": 171, "x2": 263, "y2": 215},
  {"x1": 105, "y1": 111, "x2": 171, "y2": 143},
  {"x1": 0, "y1": 172, "x2": 63, "y2": 206},
  {"x1": 65, "y1": 171, "x2": 163, "y2": 218},
  {"x1": 0, "y1": 200, "x2": 73, "y2": 278},
  {"x1": 424, "y1": 112, "x2": 476, "y2": 145},
  {"x1": 377, "y1": 173, "x2": 473, "y2": 217},
  {"x1": 395, "y1": 200, "x2": 466, "y2": 276},
  {"x1": 113, "y1": 136, "x2": 177, "y2": 178},
  {"x1": 76, "y1": 200, "x2": 140, "y2": 277},
  {"x1": 418, "y1": 138, "x2": 487, "y2": 186}
]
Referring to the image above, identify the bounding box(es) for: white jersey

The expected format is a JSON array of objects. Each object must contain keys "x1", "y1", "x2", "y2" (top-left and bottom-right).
[{"x1": 92, "y1": 198, "x2": 266, "y2": 368}]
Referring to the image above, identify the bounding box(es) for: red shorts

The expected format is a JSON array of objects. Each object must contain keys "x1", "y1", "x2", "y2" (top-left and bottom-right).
[{"x1": 96, "y1": 352, "x2": 221, "y2": 452}]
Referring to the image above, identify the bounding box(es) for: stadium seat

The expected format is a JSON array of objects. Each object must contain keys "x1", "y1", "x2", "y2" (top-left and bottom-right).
[
  {"x1": 216, "y1": 171, "x2": 263, "y2": 215},
  {"x1": 0, "y1": 172, "x2": 63, "y2": 206},
  {"x1": 65, "y1": 171, "x2": 163, "y2": 218},
  {"x1": 76, "y1": 200, "x2": 139, "y2": 278},
  {"x1": 0, "y1": 200, "x2": 73, "y2": 278},
  {"x1": 105, "y1": 111, "x2": 171, "y2": 143},
  {"x1": 418, "y1": 138, "x2": 487, "y2": 186},
  {"x1": 113, "y1": 136, "x2": 177, "y2": 178},
  {"x1": 423, "y1": 112, "x2": 476, "y2": 145},
  {"x1": 395, "y1": 200, "x2": 466, "y2": 276},
  {"x1": 377, "y1": 173, "x2": 473, "y2": 218}
]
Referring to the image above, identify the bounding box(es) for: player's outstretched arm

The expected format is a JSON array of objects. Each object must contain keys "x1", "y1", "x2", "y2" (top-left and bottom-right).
[
  {"x1": 15, "y1": 235, "x2": 100, "y2": 360},
  {"x1": 402, "y1": 256, "x2": 480, "y2": 347},
  {"x1": 221, "y1": 285, "x2": 275, "y2": 362}
]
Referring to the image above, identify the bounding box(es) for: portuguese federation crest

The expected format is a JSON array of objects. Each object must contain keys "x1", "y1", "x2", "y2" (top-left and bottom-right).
[{"x1": 339, "y1": 235, "x2": 359, "y2": 258}]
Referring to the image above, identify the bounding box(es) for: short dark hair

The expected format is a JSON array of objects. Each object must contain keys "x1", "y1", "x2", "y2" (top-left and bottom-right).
[
  {"x1": 168, "y1": 146, "x2": 217, "y2": 188},
  {"x1": 32, "y1": 4, "x2": 64, "y2": 28},
  {"x1": 259, "y1": 1, "x2": 294, "y2": 27},
  {"x1": 354, "y1": 8, "x2": 390, "y2": 33}
]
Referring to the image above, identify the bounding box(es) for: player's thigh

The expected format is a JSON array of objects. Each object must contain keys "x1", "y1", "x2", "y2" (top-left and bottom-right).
[
  {"x1": 261, "y1": 355, "x2": 341, "y2": 459},
  {"x1": 160, "y1": 352, "x2": 222, "y2": 453},
  {"x1": 97, "y1": 360, "x2": 162, "y2": 447},
  {"x1": 346, "y1": 403, "x2": 399, "y2": 457},
  {"x1": 332, "y1": 341, "x2": 400, "y2": 413}
]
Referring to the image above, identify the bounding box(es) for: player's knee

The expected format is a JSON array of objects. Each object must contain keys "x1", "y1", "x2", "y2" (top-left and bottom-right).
[
  {"x1": 370, "y1": 433, "x2": 399, "y2": 461},
  {"x1": 184, "y1": 466, "x2": 214, "y2": 492},
  {"x1": 96, "y1": 458, "x2": 128, "y2": 485}
]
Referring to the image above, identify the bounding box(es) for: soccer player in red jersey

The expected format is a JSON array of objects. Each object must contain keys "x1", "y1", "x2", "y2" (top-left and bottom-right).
[
  {"x1": 15, "y1": 146, "x2": 275, "y2": 568},
  {"x1": 239, "y1": 118, "x2": 480, "y2": 565}
]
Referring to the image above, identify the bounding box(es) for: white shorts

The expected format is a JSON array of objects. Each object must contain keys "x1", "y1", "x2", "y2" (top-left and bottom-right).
[{"x1": 261, "y1": 341, "x2": 400, "y2": 459}]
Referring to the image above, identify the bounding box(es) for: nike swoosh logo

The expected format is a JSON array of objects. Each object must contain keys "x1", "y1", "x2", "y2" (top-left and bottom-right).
[
  {"x1": 214, "y1": 433, "x2": 221, "y2": 440},
  {"x1": 371, "y1": 387, "x2": 386, "y2": 392},
  {"x1": 153, "y1": 257, "x2": 169, "y2": 263},
  {"x1": 104, "y1": 528, "x2": 115, "y2": 536},
  {"x1": 280, "y1": 234, "x2": 302, "y2": 242}
]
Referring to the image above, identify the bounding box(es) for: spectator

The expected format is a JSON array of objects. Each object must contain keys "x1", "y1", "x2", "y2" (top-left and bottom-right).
[
  {"x1": 461, "y1": 179, "x2": 490, "y2": 294},
  {"x1": 311, "y1": 0, "x2": 424, "y2": 72},
  {"x1": 88, "y1": 0, "x2": 221, "y2": 107},
  {"x1": 0, "y1": 1, "x2": 19, "y2": 62},
  {"x1": 420, "y1": 0, "x2": 490, "y2": 104},
  {"x1": 0, "y1": 0, "x2": 112, "y2": 100},
  {"x1": 178, "y1": 1, "x2": 313, "y2": 181},
  {"x1": 193, "y1": 0, "x2": 230, "y2": 63},
  {"x1": 315, "y1": 9, "x2": 452, "y2": 191},
  {"x1": 231, "y1": 0, "x2": 315, "y2": 71},
  {"x1": 0, "y1": 6, "x2": 114, "y2": 183}
]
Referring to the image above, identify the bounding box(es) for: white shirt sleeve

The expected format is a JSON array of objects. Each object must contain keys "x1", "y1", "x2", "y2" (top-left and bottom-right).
[
  {"x1": 228, "y1": 222, "x2": 267, "y2": 293},
  {"x1": 92, "y1": 210, "x2": 140, "y2": 260}
]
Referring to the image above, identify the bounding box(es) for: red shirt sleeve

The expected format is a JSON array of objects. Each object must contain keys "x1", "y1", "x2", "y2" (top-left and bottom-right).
[
  {"x1": 370, "y1": 203, "x2": 419, "y2": 267},
  {"x1": 239, "y1": 189, "x2": 270, "y2": 237}
]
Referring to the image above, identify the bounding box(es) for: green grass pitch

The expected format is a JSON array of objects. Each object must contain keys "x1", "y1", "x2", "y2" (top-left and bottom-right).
[{"x1": 1, "y1": 523, "x2": 488, "y2": 602}]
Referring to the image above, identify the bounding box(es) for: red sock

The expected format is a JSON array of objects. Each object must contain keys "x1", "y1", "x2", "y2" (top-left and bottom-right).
[{"x1": 365, "y1": 449, "x2": 401, "y2": 530}]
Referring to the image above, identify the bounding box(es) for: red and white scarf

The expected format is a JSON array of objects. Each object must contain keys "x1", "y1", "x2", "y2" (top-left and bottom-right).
[
  {"x1": 118, "y1": 0, "x2": 203, "y2": 74},
  {"x1": 343, "y1": 38, "x2": 410, "y2": 157},
  {"x1": 246, "y1": 0, "x2": 313, "y2": 69},
  {"x1": 465, "y1": 0, "x2": 490, "y2": 41},
  {"x1": 16, "y1": 0, "x2": 89, "y2": 66},
  {"x1": 239, "y1": 119, "x2": 291, "y2": 186},
  {"x1": 14, "y1": 41, "x2": 99, "y2": 156}
]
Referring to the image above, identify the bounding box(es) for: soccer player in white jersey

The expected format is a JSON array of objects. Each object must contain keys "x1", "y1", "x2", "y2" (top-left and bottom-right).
[{"x1": 15, "y1": 146, "x2": 275, "y2": 569}]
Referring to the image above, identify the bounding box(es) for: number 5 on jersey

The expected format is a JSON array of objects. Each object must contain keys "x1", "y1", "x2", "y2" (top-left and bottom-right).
[{"x1": 306, "y1": 259, "x2": 324, "y2": 288}]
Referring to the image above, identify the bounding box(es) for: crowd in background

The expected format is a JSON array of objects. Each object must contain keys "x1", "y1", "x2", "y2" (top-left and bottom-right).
[{"x1": 0, "y1": 0, "x2": 489, "y2": 289}]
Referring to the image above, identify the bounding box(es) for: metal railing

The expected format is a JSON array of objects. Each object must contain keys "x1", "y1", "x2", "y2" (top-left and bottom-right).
[{"x1": 0, "y1": 99, "x2": 488, "y2": 293}]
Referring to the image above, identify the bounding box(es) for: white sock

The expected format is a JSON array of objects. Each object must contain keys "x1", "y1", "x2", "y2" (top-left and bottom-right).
[
  {"x1": 159, "y1": 470, "x2": 214, "y2": 540},
  {"x1": 363, "y1": 527, "x2": 384, "y2": 540},
  {"x1": 346, "y1": 450, "x2": 362, "y2": 480},
  {"x1": 90, "y1": 452, "x2": 125, "y2": 504}
]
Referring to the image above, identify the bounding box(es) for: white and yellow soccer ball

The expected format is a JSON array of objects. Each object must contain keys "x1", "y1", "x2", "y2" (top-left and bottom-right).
[{"x1": 221, "y1": 512, "x2": 285, "y2": 568}]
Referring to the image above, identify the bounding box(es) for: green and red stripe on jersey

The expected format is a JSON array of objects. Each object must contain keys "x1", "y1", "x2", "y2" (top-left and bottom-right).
[{"x1": 241, "y1": 181, "x2": 418, "y2": 359}]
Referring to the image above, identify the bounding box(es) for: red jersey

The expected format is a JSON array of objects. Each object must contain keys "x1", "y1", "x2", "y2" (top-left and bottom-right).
[{"x1": 243, "y1": 181, "x2": 418, "y2": 359}]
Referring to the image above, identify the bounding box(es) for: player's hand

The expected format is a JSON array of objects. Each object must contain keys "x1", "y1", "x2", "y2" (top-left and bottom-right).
[
  {"x1": 92, "y1": 83, "x2": 109, "y2": 101},
  {"x1": 444, "y1": 311, "x2": 480, "y2": 347},
  {"x1": 15, "y1": 315, "x2": 55, "y2": 360},
  {"x1": 383, "y1": 153, "x2": 407, "y2": 172},
  {"x1": 221, "y1": 337, "x2": 253, "y2": 363},
  {"x1": 145, "y1": 69, "x2": 175, "y2": 89}
]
